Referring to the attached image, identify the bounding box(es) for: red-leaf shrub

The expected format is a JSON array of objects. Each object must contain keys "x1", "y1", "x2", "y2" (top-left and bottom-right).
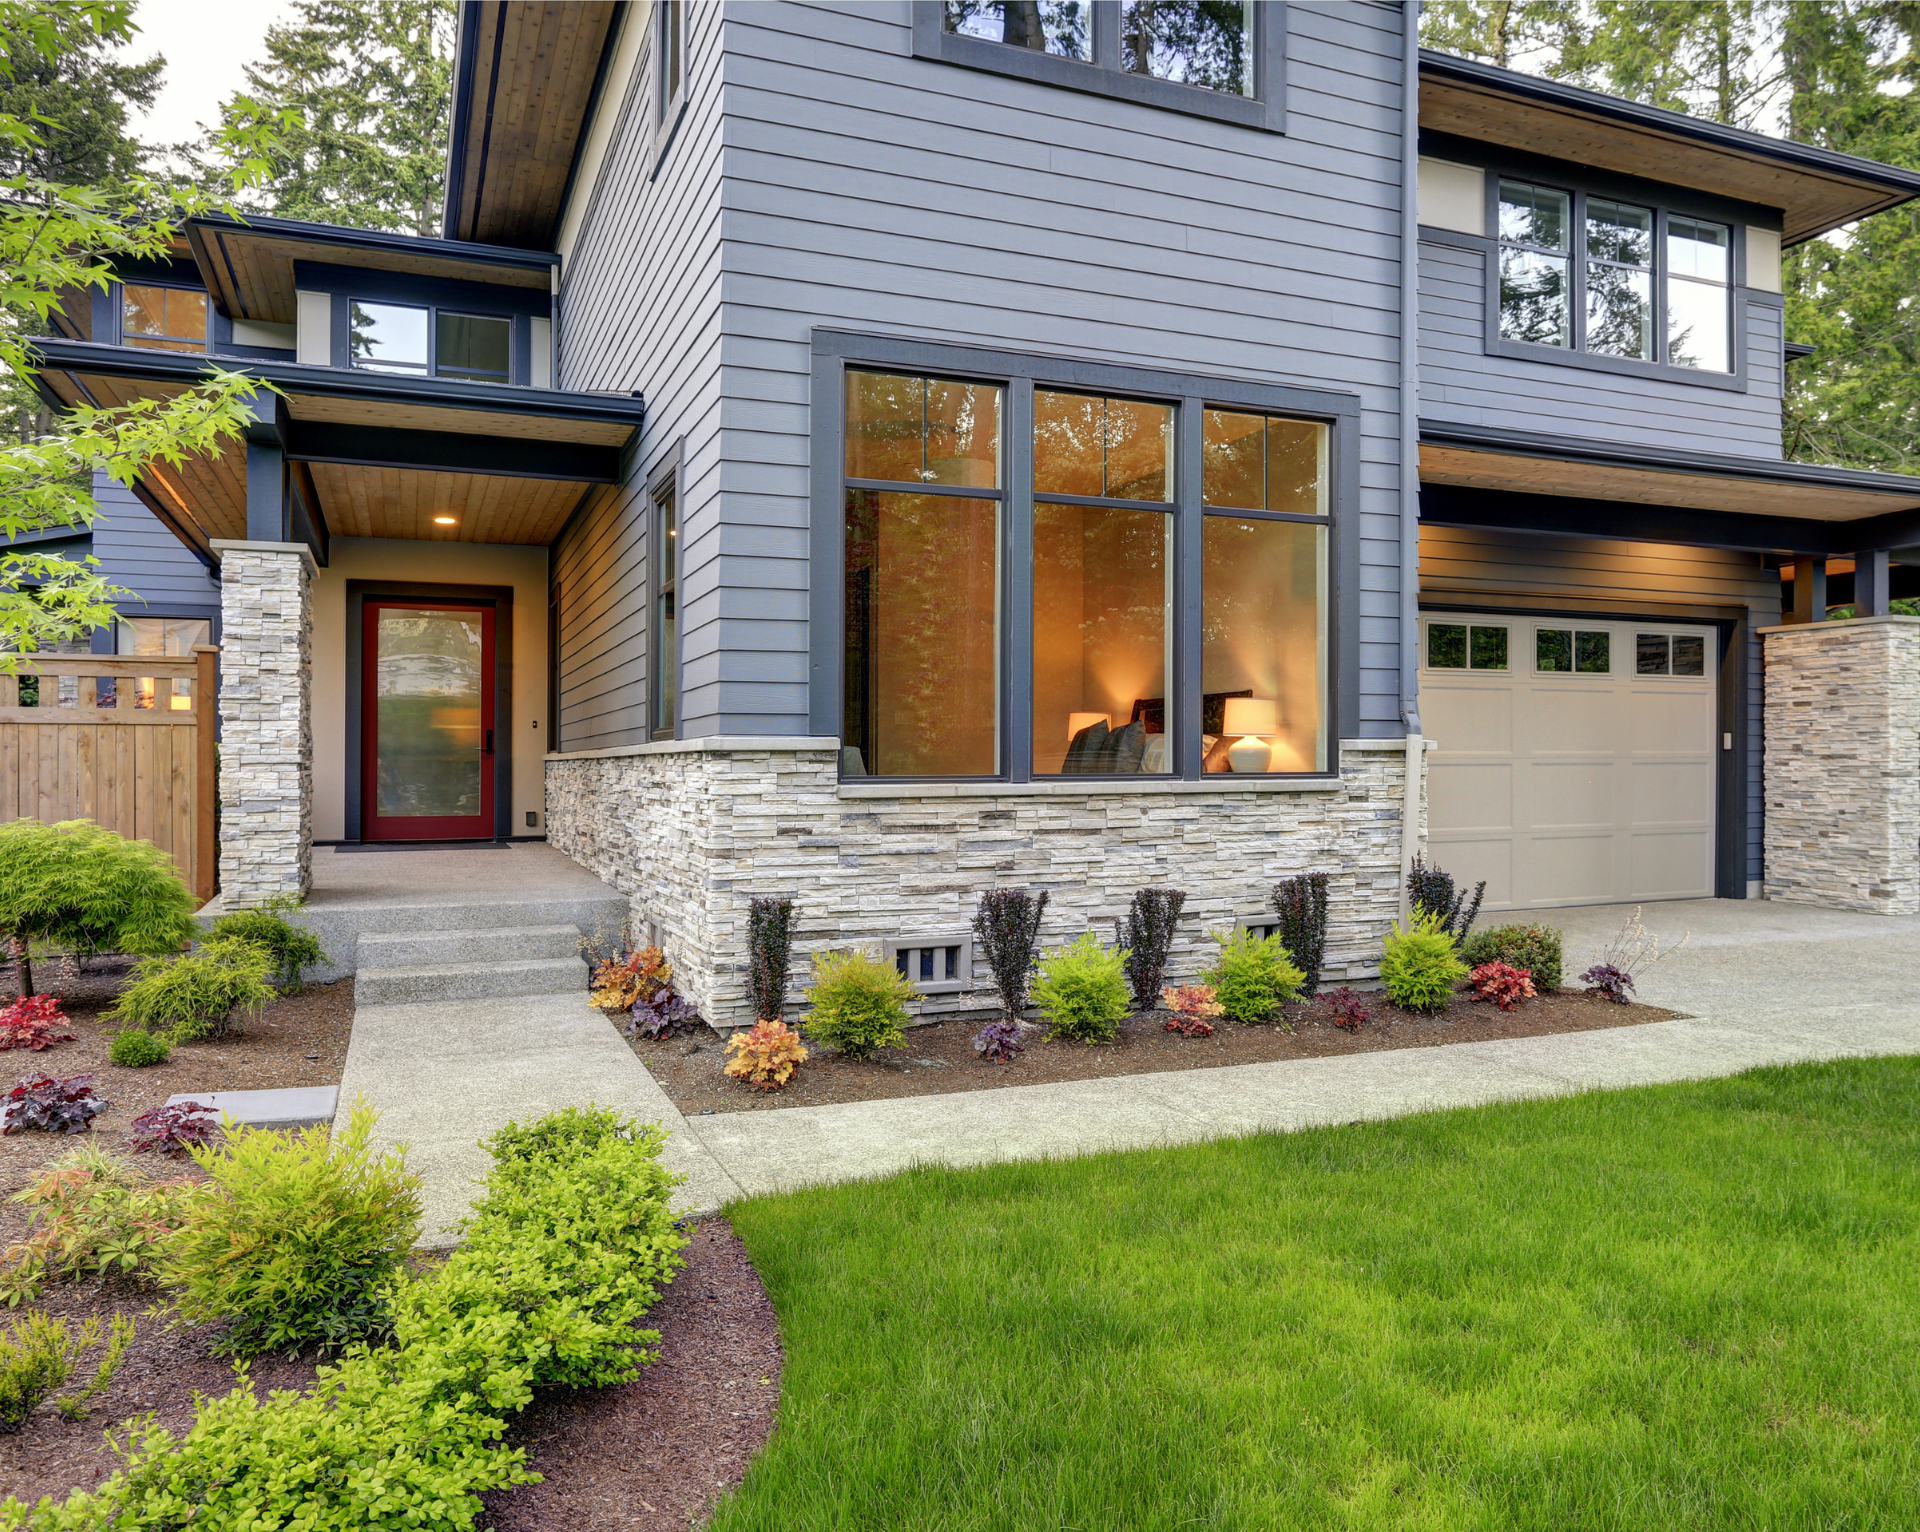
[
  {"x1": 3, "y1": 1074, "x2": 108, "y2": 1135},
  {"x1": 1468, "y1": 961, "x2": 1536, "y2": 1011},
  {"x1": 1323, "y1": 985, "x2": 1374, "y2": 1033},
  {"x1": 0, "y1": 995, "x2": 75, "y2": 1052},
  {"x1": 126, "y1": 1100, "x2": 221, "y2": 1158}
]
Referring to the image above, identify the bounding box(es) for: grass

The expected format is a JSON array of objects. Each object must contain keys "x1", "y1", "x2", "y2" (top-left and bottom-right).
[{"x1": 715, "y1": 1058, "x2": 1920, "y2": 1530}]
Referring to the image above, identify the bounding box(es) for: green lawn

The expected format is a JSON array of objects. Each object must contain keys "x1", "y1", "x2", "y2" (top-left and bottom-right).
[{"x1": 713, "y1": 1058, "x2": 1920, "y2": 1531}]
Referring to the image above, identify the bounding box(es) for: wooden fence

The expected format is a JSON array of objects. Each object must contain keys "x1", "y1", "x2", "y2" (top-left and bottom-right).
[{"x1": 0, "y1": 647, "x2": 218, "y2": 902}]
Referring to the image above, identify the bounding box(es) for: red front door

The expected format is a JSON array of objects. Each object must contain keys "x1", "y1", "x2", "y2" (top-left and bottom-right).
[{"x1": 362, "y1": 600, "x2": 496, "y2": 841}]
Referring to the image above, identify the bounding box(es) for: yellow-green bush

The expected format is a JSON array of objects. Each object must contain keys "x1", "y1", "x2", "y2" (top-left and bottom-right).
[
  {"x1": 1203, "y1": 928, "x2": 1305, "y2": 1024},
  {"x1": 1379, "y1": 912, "x2": 1469, "y2": 1012}
]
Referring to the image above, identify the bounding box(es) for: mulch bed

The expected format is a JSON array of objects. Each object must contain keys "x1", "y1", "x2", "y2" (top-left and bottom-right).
[{"x1": 635, "y1": 989, "x2": 1680, "y2": 1115}]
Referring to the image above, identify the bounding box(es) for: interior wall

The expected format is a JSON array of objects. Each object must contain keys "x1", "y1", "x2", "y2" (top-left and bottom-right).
[{"x1": 311, "y1": 537, "x2": 550, "y2": 842}]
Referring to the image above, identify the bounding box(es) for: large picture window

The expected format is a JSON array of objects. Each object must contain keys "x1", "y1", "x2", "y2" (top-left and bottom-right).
[
  {"x1": 833, "y1": 352, "x2": 1339, "y2": 782},
  {"x1": 1496, "y1": 178, "x2": 1732, "y2": 374}
]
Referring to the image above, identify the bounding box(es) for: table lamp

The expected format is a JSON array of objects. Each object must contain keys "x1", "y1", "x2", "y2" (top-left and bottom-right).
[
  {"x1": 1221, "y1": 697, "x2": 1279, "y2": 772},
  {"x1": 1067, "y1": 711, "x2": 1108, "y2": 741}
]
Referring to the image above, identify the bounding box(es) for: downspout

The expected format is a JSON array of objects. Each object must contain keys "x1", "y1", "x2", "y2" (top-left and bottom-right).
[{"x1": 1398, "y1": 0, "x2": 1423, "y2": 920}]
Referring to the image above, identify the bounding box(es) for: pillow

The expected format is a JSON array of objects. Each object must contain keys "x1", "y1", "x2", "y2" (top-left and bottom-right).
[
  {"x1": 1141, "y1": 733, "x2": 1170, "y2": 774},
  {"x1": 1063, "y1": 719, "x2": 1110, "y2": 773},
  {"x1": 1105, "y1": 720, "x2": 1147, "y2": 774}
]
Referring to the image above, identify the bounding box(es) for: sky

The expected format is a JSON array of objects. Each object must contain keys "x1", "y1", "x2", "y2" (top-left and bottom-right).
[{"x1": 117, "y1": 0, "x2": 302, "y2": 149}]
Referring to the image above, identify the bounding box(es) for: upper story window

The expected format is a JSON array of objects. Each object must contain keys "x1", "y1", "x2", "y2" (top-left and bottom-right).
[
  {"x1": 947, "y1": 1, "x2": 1092, "y2": 61},
  {"x1": 349, "y1": 301, "x2": 511, "y2": 383},
  {"x1": 1497, "y1": 178, "x2": 1732, "y2": 374},
  {"x1": 658, "y1": 0, "x2": 685, "y2": 119},
  {"x1": 1119, "y1": 0, "x2": 1252, "y2": 96},
  {"x1": 122, "y1": 284, "x2": 207, "y2": 354}
]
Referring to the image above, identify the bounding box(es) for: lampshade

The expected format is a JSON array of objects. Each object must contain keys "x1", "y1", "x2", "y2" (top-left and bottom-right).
[
  {"x1": 1221, "y1": 697, "x2": 1279, "y2": 736},
  {"x1": 1067, "y1": 711, "x2": 1109, "y2": 741}
]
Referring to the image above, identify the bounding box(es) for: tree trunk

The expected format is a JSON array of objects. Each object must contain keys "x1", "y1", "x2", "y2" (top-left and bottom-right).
[{"x1": 12, "y1": 938, "x2": 33, "y2": 999}]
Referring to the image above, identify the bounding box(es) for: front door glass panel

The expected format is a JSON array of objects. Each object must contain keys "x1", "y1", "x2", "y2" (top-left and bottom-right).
[{"x1": 365, "y1": 603, "x2": 493, "y2": 839}]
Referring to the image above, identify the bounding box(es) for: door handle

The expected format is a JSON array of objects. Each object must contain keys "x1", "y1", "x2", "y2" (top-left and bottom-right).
[{"x1": 484, "y1": 729, "x2": 494, "y2": 756}]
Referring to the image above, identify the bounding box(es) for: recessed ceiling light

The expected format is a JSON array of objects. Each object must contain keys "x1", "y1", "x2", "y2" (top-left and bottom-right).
[{"x1": 433, "y1": 515, "x2": 457, "y2": 525}]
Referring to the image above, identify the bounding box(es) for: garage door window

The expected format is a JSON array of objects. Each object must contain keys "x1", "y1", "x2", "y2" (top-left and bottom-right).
[
  {"x1": 1535, "y1": 628, "x2": 1610, "y2": 674},
  {"x1": 1427, "y1": 622, "x2": 1507, "y2": 670},
  {"x1": 1637, "y1": 632, "x2": 1706, "y2": 676}
]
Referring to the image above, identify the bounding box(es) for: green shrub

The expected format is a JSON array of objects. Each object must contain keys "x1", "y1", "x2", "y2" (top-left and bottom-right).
[
  {"x1": 803, "y1": 948, "x2": 915, "y2": 1059},
  {"x1": 0, "y1": 1144, "x2": 201, "y2": 1306},
  {"x1": 1379, "y1": 912, "x2": 1470, "y2": 1012},
  {"x1": 0, "y1": 1110, "x2": 687, "y2": 1531},
  {"x1": 1204, "y1": 928, "x2": 1306, "y2": 1024},
  {"x1": 0, "y1": 1313, "x2": 80, "y2": 1434},
  {"x1": 1032, "y1": 932, "x2": 1131, "y2": 1044},
  {"x1": 0, "y1": 819, "x2": 197, "y2": 996},
  {"x1": 107, "y1": 1029, "x2": 170, "y2": 1068},
  {"x1": 1460, "y1": 923, "x2": 1564, "y2": 994},
  {"x1": 206, "y1": 901, "x2": 327, "y2": 993},
  {"x1": 106, "y1": 936, "x2": 274, "y2": 1042},
  {"x1": 160, "y1": 1103, "x2": 421, "y2": 1358}
]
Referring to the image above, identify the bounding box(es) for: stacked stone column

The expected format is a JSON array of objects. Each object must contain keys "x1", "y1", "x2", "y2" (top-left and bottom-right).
[
  {"x1": 1762, "y1": 615, "x2": 1920, "y2": 914},
  {"x1": 211, "y1": 541, "x2": 314, "y2": 907}
]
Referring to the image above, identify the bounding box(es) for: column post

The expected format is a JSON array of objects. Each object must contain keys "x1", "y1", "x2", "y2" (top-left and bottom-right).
[
  {"x1": 209, "y1": 540, "x2": 315, "y2": 908},
  {"x1": 1787, "y1": 557, "x2": 1828, "y2": 624},
  {"x1": 1852, "y1": 549, "x2": 1891, "y2": 617}
]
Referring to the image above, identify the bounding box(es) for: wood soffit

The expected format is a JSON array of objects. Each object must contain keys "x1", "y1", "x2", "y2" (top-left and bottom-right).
[
  {"x1": 1420, "y1": 75, "x2": 1912, "y2": 244},
  {"x1": 447, "y1": 2, "x2": 620, "y2": 248},
  {"x1": 1420, "y1": 444, "x2": 1920, "y2": 522}
]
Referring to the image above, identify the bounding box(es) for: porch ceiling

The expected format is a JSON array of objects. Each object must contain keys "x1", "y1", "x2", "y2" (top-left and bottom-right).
[{"x1": 305, "y1": 463, "x2": 598, "y2": 544}]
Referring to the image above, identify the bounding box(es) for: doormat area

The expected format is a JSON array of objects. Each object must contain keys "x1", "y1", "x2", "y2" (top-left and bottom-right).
[
  {"x1": 632, "y1": 990, "x2": 1680, "y2": 1116},
  {"x1": 327, "y1": 840, "x2": 514, "y2": 852}
]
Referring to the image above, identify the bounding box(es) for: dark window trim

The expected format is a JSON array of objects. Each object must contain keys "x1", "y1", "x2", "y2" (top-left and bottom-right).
[
  {"x1": 330, "y1": 292, "x2": 527, "y2": 385},
  {"x1": 113, "y1": 277, "x2": 211, "y2": 353},
  {"x1": 910, "y1": 0, "x2": 1286, "y2": 134},
  {"x1": 649, "y1": 438, "x2": 685, "y2": 741},
  {"x1": 650, "y1": 0, "x2": 689, "y2": 179},
  {"x1": 1485, "y1": 172, "x2": 1748, "y2": 392},
  {"x1": 809, "y1": 329, "x2": 1359, "y2": 784},
  {"x1": 295, "y1": 261, "x2": 550, "y2": 317},
  {"x1": 343, "y1": 580, "x2": 515, "y2": 844}
]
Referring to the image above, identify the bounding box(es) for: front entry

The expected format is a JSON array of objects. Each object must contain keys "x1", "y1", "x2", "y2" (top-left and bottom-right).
[{"x1": 362, "y1": 600, "x2": 496, "y2": 841}]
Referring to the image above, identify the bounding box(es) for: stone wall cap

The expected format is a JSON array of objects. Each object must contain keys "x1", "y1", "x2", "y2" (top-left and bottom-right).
[
  {"x1": 837, "y1": 775, "x2": 1350, "y2": 800},
  {"x1": 1757, "y1": 613, "x2": 1920, "y2": 636},
  {"x1": 545, "y1": 736, "x2": 840, "y2": 763},
  {"x1": 209, "y1": 540, "x2": 318, "y2": 578}
]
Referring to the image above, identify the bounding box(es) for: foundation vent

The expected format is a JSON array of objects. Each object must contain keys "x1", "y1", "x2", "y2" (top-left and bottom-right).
[{"x1": 883, "y1": 935, "x2": 974, "y2": 996}]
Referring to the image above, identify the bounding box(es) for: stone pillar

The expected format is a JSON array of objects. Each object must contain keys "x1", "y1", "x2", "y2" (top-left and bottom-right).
[
  {"x1": 210, "y1": 540, "x2": 314, "y2": 907},
  {"x1": 1761, "y1": 615, "x2": 1920, "y2": 914}
]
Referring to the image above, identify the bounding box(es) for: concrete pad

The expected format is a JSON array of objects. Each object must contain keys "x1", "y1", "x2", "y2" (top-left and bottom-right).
[{"x1": 167, "y1": 1085, "x2": 338, "y2": 1130}]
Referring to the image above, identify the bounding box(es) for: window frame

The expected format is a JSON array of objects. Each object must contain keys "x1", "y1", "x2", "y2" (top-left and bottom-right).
[
  {"x1": 651, "y1": 0, "x2": 689, "y2": 175},
  {"x1": 649, "y1": 439, "x2": 685, "y2": 742},
  {"x1": 1484, "y1": 171, "x2": 1749, "y2": 392},
  {"x1": 910, "y1": 0, "x2": 1286, "y2": 134},
  {"x1": 811, "y1": 331, "x2": 1359, "y2": 785},
  {"x1": 342, "y1": 298, "x2": 517, "y2": 384},
  {"x1": 117, "y1": 280, "x2": 210, "y2": 354}
]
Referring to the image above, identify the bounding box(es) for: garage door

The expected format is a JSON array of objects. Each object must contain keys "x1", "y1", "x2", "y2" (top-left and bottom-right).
[{"x1": 1419, "y1": 612, "x2": 1717, "y2": 910}]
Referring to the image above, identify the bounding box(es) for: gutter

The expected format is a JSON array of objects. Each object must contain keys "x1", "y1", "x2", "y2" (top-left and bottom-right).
[{"x1": 1399, "y1": 0, "x2": 1424, "y2": 919}]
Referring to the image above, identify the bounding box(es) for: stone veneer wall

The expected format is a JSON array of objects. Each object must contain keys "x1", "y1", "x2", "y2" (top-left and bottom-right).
[
  {"x1": 214, "y1": 542, "x2": 313, "y2": 907},
  {"x1": 1762, "y1": 615, "x2": 1920, "y2": 915},
  {"x1": 546, "y1": 739, "x2": 1424, "y2": 1027}
]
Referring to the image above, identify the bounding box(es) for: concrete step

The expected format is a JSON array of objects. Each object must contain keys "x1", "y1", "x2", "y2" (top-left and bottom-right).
[
  {"x1": 354, "y1": 955, "x2": 588, "y2": 1007},
  {"x1": 357, "y1": 924, "x2": 584, "y2": 968},
  {"x1": 168, "y1": 1086, "x2": 339, "y2": 1131}
]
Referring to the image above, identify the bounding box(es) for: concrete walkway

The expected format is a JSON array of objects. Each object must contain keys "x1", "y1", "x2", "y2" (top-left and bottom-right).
[{"x1": 338, "y1": 897, "x2": 1920, "y2": 1238}]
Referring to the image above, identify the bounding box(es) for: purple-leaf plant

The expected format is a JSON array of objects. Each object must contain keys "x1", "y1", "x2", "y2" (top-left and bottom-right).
[
  {"x1": 973, "y1": 1019, "x2": 1026, "y2": 1063},
  {"x1": 626, "y1": 989, "x2": 700, "y2": 1041},
  {"x1": 1579, "y1": 964, "x2": 1635, "y2": 1004},
  {"x1": 4, "y1": 1074, "x2": 108, "y2": 1135},
  {"x1": 127, "y1": 1100, "x2": 221, "y2": 1157}
]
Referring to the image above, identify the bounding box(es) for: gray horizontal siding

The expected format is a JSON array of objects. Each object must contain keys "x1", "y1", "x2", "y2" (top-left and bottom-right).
[
  {"x1": 89, "y1": 474, "x2": 220, "y2": 618},
  {"x1": 1419, "y1": 523, "x2": 1781, "y2": 887},
  {"x1": 1419, "y1": 237, "x2": 1785, "y2": 458}
]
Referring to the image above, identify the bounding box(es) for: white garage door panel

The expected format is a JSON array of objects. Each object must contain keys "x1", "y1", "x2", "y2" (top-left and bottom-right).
[{"x1": 1422, "y1": 613, "x2": 1716, "y2": 911}]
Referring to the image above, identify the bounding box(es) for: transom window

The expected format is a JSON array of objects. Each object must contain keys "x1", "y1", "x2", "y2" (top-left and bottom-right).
[
  {"x1": 349, "y1": 301, "x2": 512, "y2": 383},
  {"x1": 840, "y1": 367, "x2": 1330, "y2": 781},
  {"x1": 121, "y1": 285, "x2": 206, "y2": 353},
  {"x1": 1497, "y1": 179, "x2": 1732, "y2": 374}
]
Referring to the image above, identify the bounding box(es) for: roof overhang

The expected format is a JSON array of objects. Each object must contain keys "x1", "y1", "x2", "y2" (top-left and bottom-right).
[
  {"x1": 444, "y1": 1, "x2": 625, "y2": 248},
  {"x1": 185, "y1": 213, "x2": 556, "y2": 325},
  {"x1": 1420, "y1": 422, "x2": 1920, "y2": 557},
  {"x1": 1420, "y1": 51, "x2": 1920, "y2": 244}
]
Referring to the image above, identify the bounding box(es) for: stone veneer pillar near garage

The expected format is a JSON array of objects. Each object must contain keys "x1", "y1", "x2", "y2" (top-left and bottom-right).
[
  {"x1": 545, "y1": 738, "x2": 1425, "y2": 1029},
  {"x1": 1761, "y1": 615, "x2": 1920, "y2": 915},
  {"x1": 209, "y1": 540, "x2": 315, "y2": 907}
]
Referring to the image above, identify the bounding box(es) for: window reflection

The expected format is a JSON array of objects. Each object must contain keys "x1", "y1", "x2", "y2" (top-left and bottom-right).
[
  {"x1": 350, "y1": 302, "x2": 430, "y2": 374},
  {"x1": 1034, "y1": 391, "x2": 1172, "y2": 501},
  {"x1": 846, "y1": 370, "x2": 1001, "y2": 488},
  {"x1": 1033, "y1": 503, "x2": 1169, "y2": 775},
  {"x1": 1120, "y1": 0, "x2": 1252, "y2": 95},
  {"x1": 122, "y1": 285, "x2": 206, "y2": 353},
  {"x1": 1202, "y1": 518, "x2": 1325, "y2": 772},
  {"x1": 944, "y1": 0, "x2": 1091, "y2": 58},
  {"x1": 1202, "y1": 410, "x2": 1326, "y2": 512},
  {"x1": 436, "y1": 312, "x2": 512, "y2": 382},
  {"x1": 115, "y1": 616, "x2": 210, "y2": 710}
]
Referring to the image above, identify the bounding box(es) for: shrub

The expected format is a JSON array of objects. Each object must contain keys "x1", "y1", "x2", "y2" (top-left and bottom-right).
[
  {"x1": 626, "y1": 988, "x2": 699, "y2": 1041},
  {"x1": 52, "y1": 1314, "x2": 133, "y2": 1423},
  {"x1": 126, "y1": 1101, "x2": 218, "y2": 1157},
  {"x1": 0, "y1": 1110, "x2": 686, "y2": 1531},
  {"x1": 0, "y1": 1312, "x2": 97, "y2": 1434},
  {"x1": 3, "y1": 1074, "x2": 106, "y2": 1136},
  {"x1": 1204, "y1": 928, "x2": 1305, "y2": 1025},
  {"x1": 1407, "y1": 855, "x2": 1485, "y2": 943},
  {"x1": 803, "y1": 948, "x2": 914, "y2": 1059},
  {"x1": 107, "y1": 1028, "x2": 170, "y2": 1068},
  {"x1": 1379, "y1": 912, "x2": 1470, "y2": 1012},
  {"x1": 0, "y1": 996, "x2": 73, "y2": 1053},
  {"x1": 0, "y1": 1144, "x2": 201, "y2": 1305},
  {"x1": 161, "y1": 1103, "x2": 421, "y2": 1358},
  {"x1": 0, "y1": 819, "x2": 198, "y2": 997},
  {"x1": 973, "y1": 888, "x2": 1049, "y2": 1019},
  {"x1": 1468, "y1": 960, "x2": 1536, "y2": 1011},
  {"x1": 1161, "y1": 983, "x2": 1223, "y2": 1038},
  {"x1": 1323, "y1": 985, "x2": 1373, "y2": 1032},
  {"x1": 1270, "y1": 872, "x2": 1330, "y2": 994},
  {"x1": 1461, "y1": 923, "x2": 1563, "y2": 994},
  {"x1": 972, "y1": 1018, "x2": 1025, "y2": 1062},
  {"x1": 725, "y1": 1019, "x2": 809, "y2": 1090},
  {"x1": 748, "y1": 895, "x2": 796, "y2": 1022},
  {"x1": 106, "y1": 935, "x2": 274, "y2": 1042},
  {"x1": 206, "y1": 902, "x2": 327, "y2": 993},
  {"x1": 585, "y1": 928, "x2": 672, "y2": 1013},
  {"x1": 1581, "y1": 963, "x2": 1635, "y2": 1004},
  {"x1": 1032, "y1": 932, "x2": 1131, "y2": 1044},
  {"x1": 1114, "y1": 888, "x2": 1185, "y2": 1010}
]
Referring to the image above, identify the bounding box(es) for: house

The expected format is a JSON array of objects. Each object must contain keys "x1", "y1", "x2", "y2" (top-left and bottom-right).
[{"x1": 25, "y1": 1, "x2": 1920, "y2": 1026}]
